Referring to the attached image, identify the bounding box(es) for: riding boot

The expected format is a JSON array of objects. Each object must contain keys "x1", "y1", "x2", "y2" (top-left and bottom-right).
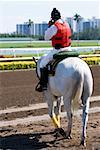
[{"x1": 36, "y1": 67, "x2": 48, "y2": 92}]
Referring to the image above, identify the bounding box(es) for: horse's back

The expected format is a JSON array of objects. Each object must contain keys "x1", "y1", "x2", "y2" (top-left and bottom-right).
[{"x1": 54, "y1": 57, "x2": 91, "y2": 79}]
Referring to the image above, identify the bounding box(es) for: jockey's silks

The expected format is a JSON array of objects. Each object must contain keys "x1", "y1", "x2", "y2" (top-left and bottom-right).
[{"x1": 51, "y1": 21, "x2": 72, "y2": 48}]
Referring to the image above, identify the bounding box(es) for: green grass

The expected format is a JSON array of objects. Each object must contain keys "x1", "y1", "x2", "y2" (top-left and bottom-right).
[
  {"x1": 0, "y1": 42, "x2": 51, "y2": 48},
  {"x1": 0, "y1": 41, "x2": 100, "y2": 48},
  {"x1": 72, "y1": 41, "x2": 100, "y2": 47}
]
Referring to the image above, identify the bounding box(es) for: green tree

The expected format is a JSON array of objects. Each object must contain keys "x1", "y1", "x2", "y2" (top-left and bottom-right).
[
  {"x1": 73, "y1": 13, "x2": 82, "y2": 44},
  {"x1": 28, "y1": 19, "x2": 33, "y2": 35},
  {"x1": 28, "y1": 19, "x2": 33, "y2": 46}
]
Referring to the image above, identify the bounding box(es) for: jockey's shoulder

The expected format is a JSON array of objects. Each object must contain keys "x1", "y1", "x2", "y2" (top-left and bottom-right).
[
  {"x1": 56, "y1": 19, "x2": 69, "y2": 27},
  {"x1": 48, "y1": 19, "x2": 65, "y2": 30},
  {"x1": 57, "y1": 19, "x2": 65, "y2": 23}
]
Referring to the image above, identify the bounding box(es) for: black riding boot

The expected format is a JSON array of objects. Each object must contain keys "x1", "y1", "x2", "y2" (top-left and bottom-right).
[{"x1": 36, "y1": 67, "x2": 48, "y2": 92}]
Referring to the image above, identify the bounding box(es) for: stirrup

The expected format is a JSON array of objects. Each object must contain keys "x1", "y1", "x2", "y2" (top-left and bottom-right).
[
  {"x1": 35, "y1": 82, "x2": 42, "y2": 92},
  {"x1": 35, "y1": 82, "x2": 47, "y2": 92}
]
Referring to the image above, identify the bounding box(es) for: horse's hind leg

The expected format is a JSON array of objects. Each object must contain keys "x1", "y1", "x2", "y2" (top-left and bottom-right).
[
  {"x1": 81, "y1": 95, "x2": 90, "y2": 147},
  {"x1": 63, "y1": 96, "x2": 73, "y2": 139},
  {"x1": 81, "y1": 76, "x2": 93, "y2": 146}
]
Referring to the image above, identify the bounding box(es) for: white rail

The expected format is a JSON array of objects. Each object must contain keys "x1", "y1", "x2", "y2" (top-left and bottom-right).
[
  {"x1": 0, "y1": 96, "x2": 99, "y2": 115},
  {"x1": 0, "y1": 57, "x2": 33, "y2": 62},
  {"x1": 0, "y1": 107, "x2": 100, "y2": 127}
]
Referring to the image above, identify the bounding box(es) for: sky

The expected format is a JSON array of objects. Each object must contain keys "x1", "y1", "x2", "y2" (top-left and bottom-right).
[{"x1": 0, "y1": 0, "x2": 100, "y2": 33}]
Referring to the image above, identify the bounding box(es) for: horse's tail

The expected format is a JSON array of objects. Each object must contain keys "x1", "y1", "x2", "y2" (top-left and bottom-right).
[{"x1": 72, "y1": 74, "x2": 84, "y2": 111}]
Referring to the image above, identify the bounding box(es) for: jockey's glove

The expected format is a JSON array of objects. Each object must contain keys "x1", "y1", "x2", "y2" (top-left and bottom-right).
[{"x1": 48, "y1": 19, "x2": 55, "y2": 27}]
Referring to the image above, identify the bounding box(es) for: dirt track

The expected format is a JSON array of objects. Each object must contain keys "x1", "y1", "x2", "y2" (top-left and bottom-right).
[
  {"x1": 0, "y1": 66, "x2": 100, "y2": 149},
  {"x1": 0, "y1": 113, "x2": 100, "y2": 150}
]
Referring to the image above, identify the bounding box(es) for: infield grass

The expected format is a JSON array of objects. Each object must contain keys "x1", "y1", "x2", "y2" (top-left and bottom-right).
[{"x1": 0, "y1": 40, "x2": 100, "y2": 48}]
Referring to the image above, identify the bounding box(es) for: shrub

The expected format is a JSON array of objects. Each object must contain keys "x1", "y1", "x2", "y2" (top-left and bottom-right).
[
  {"x1": 0, "y1": 61, "x2": 36, "y2": 70},
  {"x1": 0, "y1": 57, "x2": 100, "y2": 71},
  {"x1": 82, "y1": 57, "x2": 100, "y2": 65}
]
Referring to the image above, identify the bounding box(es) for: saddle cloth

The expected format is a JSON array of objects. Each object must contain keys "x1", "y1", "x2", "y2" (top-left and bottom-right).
[{"x1": 47, "y1": 51, "x2": 79, "y2": 76}]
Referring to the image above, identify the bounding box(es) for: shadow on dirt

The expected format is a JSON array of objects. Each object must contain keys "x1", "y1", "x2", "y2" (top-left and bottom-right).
[{"x1": 0, "y1": 130, "x2": 65, "y2": 150}]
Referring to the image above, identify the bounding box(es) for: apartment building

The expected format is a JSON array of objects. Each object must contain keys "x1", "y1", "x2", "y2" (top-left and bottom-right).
[
  {"x1": 34, "y1": 23, "x2": 48, "y2": 36},
  {"x1": 16, "y1": 22, "x2": 48, "y2": 36},
  {"x1": 75, "y1": 17, "x2": 100, "y2": 32},
  {"x1": 16, "y1": 17, "x2": 100, "y2": 35}
]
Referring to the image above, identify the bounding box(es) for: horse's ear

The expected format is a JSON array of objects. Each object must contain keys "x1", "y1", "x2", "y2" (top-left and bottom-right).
[{"x1": 32, "y1": 57, "x2": 37, "y2": 64}]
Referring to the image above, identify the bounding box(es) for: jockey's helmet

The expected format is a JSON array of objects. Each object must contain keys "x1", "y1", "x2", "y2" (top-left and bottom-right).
[{"x1": 51, "y1": 8, "x2": 61, "y2": 21}]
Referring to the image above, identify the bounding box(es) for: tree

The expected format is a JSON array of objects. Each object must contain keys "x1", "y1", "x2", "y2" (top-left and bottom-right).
[
  {"x1": 73, "y1": 13, "x2": 82, "y2": 44},
  {"x1": 74, "y1": 13, "x2": 81, "y2": 23},
  {"x1": 28, "y1": 19, "x2": 33, "y2": 35},
  {"x1": 28, "y1": 19, "x2": 33, "y2": 46}
]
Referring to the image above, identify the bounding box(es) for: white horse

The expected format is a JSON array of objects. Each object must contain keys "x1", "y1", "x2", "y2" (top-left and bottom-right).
[{"x1": 35, "y1": 56, "x2": 93, "y2": 146}]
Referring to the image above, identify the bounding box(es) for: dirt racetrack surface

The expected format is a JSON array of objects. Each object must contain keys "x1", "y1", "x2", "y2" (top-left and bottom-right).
[
  {"x1": 0, "y1": 113, "x2": 100, "y2": 150},
  {"x1": 0, "y1": 65, "x2": 100, "y2": 149}
]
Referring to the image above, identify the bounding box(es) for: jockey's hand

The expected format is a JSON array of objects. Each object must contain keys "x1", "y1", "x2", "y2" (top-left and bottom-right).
[{"x1": 48, "y1": 19, "x2": 55, "y2": 27}]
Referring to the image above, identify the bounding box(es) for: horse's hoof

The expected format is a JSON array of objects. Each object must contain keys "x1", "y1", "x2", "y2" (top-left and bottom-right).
[
  {"x1": 53, "y1": 128, "x2": 61, "y2": 138},
  {"x1": 59, "y1": 128, "x2": 67, "y2": 138},
  {"x1": 80, "y1": 141, "x2": 86, "y2": 147},
  {"x1": 59, "y1": 128, "x2": 72, "y2": 139},
  {"x1": 54, "y1": 128, "x2": 66, "y2": 138},
  {"x1": 54, "y1": 128, "x2": 59, "y2": 133}
]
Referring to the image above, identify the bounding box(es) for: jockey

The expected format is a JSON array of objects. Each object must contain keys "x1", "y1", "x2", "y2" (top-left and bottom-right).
[{"x1": 36, "y1": 8, "x2": 72, "y2": 92}]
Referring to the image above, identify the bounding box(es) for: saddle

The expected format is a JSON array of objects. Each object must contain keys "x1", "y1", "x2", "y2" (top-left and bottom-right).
[{"x1": 47, "y1": 51, "x2": 79, "y2": 76}]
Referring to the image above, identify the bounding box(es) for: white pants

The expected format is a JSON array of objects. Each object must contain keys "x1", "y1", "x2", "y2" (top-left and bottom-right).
[{"x1": 40, "y1": 47, "x2": 70, "y2": 68}]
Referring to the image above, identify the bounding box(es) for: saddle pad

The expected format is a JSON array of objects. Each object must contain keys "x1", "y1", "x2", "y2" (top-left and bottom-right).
[
  {"x1": 53, "y1": 51, "x2": 79, "y2": 59},
  {"x1": 48, "y1": 51, "x2": 79, "y2": 76}
]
